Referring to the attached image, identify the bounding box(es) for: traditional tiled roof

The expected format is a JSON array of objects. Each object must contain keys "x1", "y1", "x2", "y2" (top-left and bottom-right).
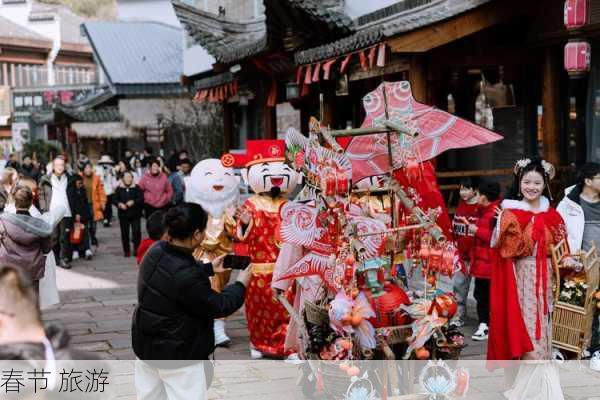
[
  {"x1": 30, "y1": 2, "x2": 92, "y2": 49},
  {"x1": 173, "y1": 0, "x2": 355, "y2": 65},
  {"x1": 172, "y1": 1, "x2": 267, "y2": 64},
  {"x1": 57, "y1": 105, "x2": 120, "y2": 123},
  {"x1": 295, "y1": 26, "x2": 383, "y2": 65},
  {"x1": 0, "y1": 15, "x2": 52, "y2": 48},
  {"x1": 82, "y1": 21, "x2": 183, "y2": 85},
  {"x1": 296, "y1": 0, "x2": 493, "y2": 64},
  {"x1": 287, "y1": 0, "x2": 354, "y2": 32}
]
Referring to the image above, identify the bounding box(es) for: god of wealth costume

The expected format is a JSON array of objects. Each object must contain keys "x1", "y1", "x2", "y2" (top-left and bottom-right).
[
  {"x1": 224, "y1": 140, "x2": 299, "y2": 359},
  {"x1": 184, "y1": 158, "x2": 241, "y2": 346}
]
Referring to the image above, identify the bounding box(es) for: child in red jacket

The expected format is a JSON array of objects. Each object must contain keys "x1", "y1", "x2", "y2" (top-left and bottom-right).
[
  {"x1": 136, "y1": 210, "x2": 166, "y2": 265},
  {"x1": 451, "y1": 177, "x2": 480, "y2": 326},
  {"x1": 468, "y1": 180, "x2": 502, "y2": 341}
]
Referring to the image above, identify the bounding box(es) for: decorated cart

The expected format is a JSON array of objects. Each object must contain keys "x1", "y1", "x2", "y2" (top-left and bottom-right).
[
  {"x1": 272, "y1": 81, "x2": 502, "y2": 398},
  {"x1": 551, "y1": 240, "x2": 600, "y2": 359}
]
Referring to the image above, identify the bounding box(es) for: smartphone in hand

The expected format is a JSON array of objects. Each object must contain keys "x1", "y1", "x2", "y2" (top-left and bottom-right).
[{"x1": 223, "y1": 255, "x2": 251, "y2": 270}]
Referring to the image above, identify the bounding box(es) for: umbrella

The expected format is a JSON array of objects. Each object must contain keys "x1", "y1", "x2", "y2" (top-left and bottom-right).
[{"x1": 344, "y1": 81, "x2": 503, "y2": 183}]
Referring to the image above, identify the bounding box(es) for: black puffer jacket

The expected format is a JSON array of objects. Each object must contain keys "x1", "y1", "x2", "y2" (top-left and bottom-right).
[{"x1": 132, "y1": 241, "x2": 245, "y2": 361}]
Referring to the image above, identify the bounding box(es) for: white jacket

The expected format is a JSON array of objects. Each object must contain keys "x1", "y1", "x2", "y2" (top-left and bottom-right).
[{"x1": 556, "y1": 185, "x2": 584, "y2": 252}]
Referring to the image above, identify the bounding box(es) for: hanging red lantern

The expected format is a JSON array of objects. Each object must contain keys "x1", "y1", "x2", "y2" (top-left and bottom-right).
[
  {"x1": 564, "y1": 40, "x2": 591, "y2": 76},
  {"x1": 365, "y1": 283, "x2": 412, "y2": 328},
  {"x1": 564, "y1": 0, "x2": 588, "y2": 30}
]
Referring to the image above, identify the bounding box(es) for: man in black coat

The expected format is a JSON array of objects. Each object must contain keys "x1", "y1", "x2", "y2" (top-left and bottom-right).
[{"x1": 113, "y1": 171, "x2": 144, "y2": 257}]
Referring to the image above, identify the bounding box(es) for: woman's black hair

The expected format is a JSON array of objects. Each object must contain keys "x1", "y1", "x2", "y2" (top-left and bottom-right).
[
  {"x1": 146, "y1": 210, "x2": 166, "y2": 240},
  {"x1": 164, "y1": 203, "x2": 208, "y2": 240},
  {"x1": 507, "y1": 157, "x2": 552, "y2": 200}
]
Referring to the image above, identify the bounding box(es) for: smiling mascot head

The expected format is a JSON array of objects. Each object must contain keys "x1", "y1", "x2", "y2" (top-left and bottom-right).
[
  {"x1": 185, "y1": 158, "x2": 240, "y2": 218},
  {"x1": 222, "y1": 140, "x2": 299, "y2": 199}
]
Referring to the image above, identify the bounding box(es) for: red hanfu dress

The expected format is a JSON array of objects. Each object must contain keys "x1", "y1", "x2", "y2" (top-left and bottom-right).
[{"x1": 488, "y1": 198, "x2": 567, "y2": 364}]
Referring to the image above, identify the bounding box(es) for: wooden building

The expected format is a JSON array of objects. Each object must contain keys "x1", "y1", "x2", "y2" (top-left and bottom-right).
[{"x1": 174, "y1": 0, "x2": 599, "y2": 195}]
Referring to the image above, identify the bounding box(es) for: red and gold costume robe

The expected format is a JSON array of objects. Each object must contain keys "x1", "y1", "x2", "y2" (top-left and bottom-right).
[{"x1": 236, "y1": 195, "x2": 291, "y2": 357}]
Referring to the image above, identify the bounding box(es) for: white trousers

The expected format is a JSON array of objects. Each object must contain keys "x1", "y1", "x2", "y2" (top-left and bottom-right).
[{"x1": 135, "y1": 359, "x2": 207, "y2": 400}]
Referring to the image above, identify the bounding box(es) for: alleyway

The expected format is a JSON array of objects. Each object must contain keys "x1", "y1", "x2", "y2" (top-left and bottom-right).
[{"x1": 41, "y1": 222, "x2": 488, "y2": 361}]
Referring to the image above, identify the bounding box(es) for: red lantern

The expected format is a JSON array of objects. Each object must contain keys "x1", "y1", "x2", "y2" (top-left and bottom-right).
[
  {"x1": 365, "y1": 283, "x2": 412, "y2": 328},
  {"x1": 564, "y1": 0, "x2": 588, "y2": 30},
  {"x1": 564, "y1": 41, "x2": 591, "y2": 76}
]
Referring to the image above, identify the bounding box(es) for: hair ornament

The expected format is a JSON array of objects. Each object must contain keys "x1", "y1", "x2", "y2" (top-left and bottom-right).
[
  {"x1": 513, "y1": 158, "x2": 532, "y2": 176},
  {"x1": 541, "y1": 160, "x2": 556, "y2": 180}
]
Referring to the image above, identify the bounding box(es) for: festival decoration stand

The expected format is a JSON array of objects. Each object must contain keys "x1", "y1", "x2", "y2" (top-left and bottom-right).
[
  {"x1": 552, "y1": 241, "x2": 599, "y2": 358},
  {"x1": 275, "y1": 81, "x2": 501, "y2": 398}
]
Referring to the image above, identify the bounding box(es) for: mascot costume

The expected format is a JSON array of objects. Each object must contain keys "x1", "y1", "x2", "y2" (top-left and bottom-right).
[
  {"x1": 223, "y1": 140, "x2": 299, "y2": 359},
  {"x1": 185, "y1": 158, "x2": 240, "y2": 346}
]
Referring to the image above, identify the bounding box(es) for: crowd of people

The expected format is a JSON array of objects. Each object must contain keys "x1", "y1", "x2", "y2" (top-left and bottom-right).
[{"x1": 1, "y1": 148, "x2": 196, "y2": 270}]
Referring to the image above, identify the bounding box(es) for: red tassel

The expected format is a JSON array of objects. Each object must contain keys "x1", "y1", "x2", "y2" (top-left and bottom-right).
[
  {"x1": 376, "y1": 43, "x2": 386, "y2": 67},
  {"x1": 340, "y1": 54, "x2": 352, "y2": 74},
  {"x1": 232, "y1": 80, "x2": 238, "y2": 95},
  {"x1": 300, "y1": 82, "x2": 310, "y2": 97},
  {"x1": 368, "y1": 46, "x2": 377, "y2": 68},
  {"x1": 312, "y1": 62, "x2": 321, "y2": 82},
  {"x1": 359, "y1": 51, "x2": 368, "y2": 71},
  {"x1": 322, "y1": 59, "x2": 336, "y2": 80},
  {"x1": 304, "y1": 64, "x2": 313, "y2": 84},
  {"x1": 296, "y1": 66, "x2": 304, "y2": 84}
]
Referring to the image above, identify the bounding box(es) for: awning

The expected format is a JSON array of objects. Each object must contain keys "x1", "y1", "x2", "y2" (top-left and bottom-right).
[
  {"x1": 71, "y1": 122, "x2": 136, "y2": 139},
  {"x1": 118, "y1": 98, "x2": 199, "y2": 129}
]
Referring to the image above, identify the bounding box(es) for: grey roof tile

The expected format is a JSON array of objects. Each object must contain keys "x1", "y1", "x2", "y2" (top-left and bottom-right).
[
  {"x1": 83, "y1": 21, "x2": 183, "y2": 85},
  {"x1": 0, "y1": 15, "x2": 52, "y2": 44},
  {"x1": 173, "y1": 0, "x2": 267, "y2": 64},
  {"x1": 295, "y1": 0, "x2": 493, "y2": 64},
  {"x1": 57, "y1": 105, "x2": 120, "y2": 123}
]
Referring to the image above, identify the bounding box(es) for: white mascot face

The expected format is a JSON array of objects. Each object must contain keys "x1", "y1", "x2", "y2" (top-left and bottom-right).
[
  {"x1": 242, "y1": 161, "x2": 299, "y2": 196},
  {"x1": 185, "y1": 158, "x2": 240, "y2": 217}
]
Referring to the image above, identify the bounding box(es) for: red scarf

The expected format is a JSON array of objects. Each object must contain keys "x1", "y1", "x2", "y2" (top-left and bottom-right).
[{"x1": 511, "y1": 209, "x2": 564, "y2": 340}]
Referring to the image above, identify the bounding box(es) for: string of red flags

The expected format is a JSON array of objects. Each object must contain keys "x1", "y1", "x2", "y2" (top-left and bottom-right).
[
  {"x1": 193, "y1": 80, "x2": 239, "y2": 104},
  {"x1": 296, "y1": 43, "x2": 387, "y2": 86}
]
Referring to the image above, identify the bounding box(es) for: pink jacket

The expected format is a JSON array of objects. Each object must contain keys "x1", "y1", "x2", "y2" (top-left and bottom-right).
[{"x1": 138, "y1": 172, "x2": 173, "y2": 209}]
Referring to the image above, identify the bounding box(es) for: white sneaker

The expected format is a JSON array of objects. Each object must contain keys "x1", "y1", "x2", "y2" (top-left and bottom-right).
[
  {"x1": 85, "y1": 249, "x2": 93, "y2": 260},
  {"x1": 213, "y1": 319, "x2": 230, "y2": 347},
  {"x1": 285, "y1": 353, "x2": 304, "y2": 365},
  {"x1": 72, "y1": 251, "x2": 79, "y2": 261},
  {"x1": 591, "y1": 351, "x2": 600, "y2": 372},
  {"x1": 250, "y1": 348, "x2": 263, "y2": 359},
  {"x1": 472, "y1": 323, "x2": 489, "y2": 341}
]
